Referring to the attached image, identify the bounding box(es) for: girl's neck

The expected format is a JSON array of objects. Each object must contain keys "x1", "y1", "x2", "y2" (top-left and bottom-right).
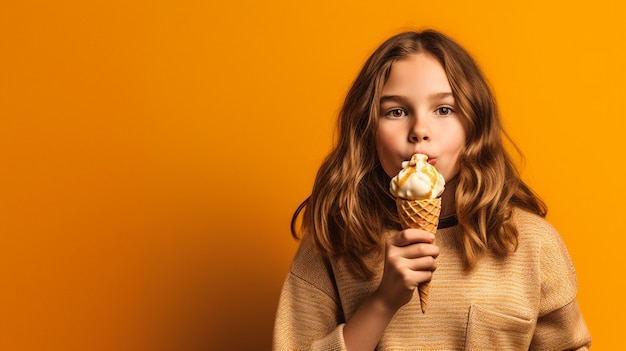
[{"x1": 441, "y1": 175, "x2": 458, "y2": 218}]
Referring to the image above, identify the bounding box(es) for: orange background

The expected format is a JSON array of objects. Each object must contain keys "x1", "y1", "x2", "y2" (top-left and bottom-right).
[{"x1": 1, "y1": 1, "x2": 625, "y2": 350}]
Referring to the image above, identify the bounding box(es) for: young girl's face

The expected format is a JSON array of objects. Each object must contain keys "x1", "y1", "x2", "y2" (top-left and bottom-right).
[{"x1": 376, "y1": 53, "x2": 466, "y2": 182}]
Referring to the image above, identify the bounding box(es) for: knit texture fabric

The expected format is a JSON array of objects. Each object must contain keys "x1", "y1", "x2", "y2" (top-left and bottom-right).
[{"x1": 273, "y1": 209, "x2": 591, "y2": 350}]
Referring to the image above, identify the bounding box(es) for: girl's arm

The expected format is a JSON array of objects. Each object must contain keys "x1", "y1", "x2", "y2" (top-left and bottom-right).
[
  {"x1": 531, "y1": 299, "x2": 590, "y2": 350},
  {"x1": 529, "y1": 221, "x2": 591, "y2": 349},
  {"x1": 273, "y1": 271, "x2": 345, "y2": 350},
  {"x1": 344, "y1": 229, "x2": 439, "y2": 350}
]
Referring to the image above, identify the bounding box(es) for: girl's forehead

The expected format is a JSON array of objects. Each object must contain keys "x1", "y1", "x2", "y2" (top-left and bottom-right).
[{"x1": 382, "y1": 54, "x2": 451, "y2": 95}]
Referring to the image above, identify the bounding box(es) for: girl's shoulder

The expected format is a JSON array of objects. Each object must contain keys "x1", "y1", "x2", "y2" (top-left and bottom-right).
[
  {"x1": 289, "y1": 233, "x2": 328, "y2": 277},
  {"x1": 511, "y1": 208, "x2": 578, "y2": 288},
  {"x1": 511, "y1": 208, "x2": 554, "y2": 234},
  {"x1": 511, "y1": 209, "x2": 580, "y2": 312},
  {"x1": 511, "y1": 208, "x2": 565, "y2": 249},
  {"x1": 286, "y1": 234, "x2": 341, "y2": 299},
  {"x1": 510, "y1": 208, "x2": 577, "y2": 276}
]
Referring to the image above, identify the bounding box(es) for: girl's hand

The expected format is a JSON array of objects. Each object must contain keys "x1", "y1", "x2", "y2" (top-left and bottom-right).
[
  {"x1": 343, "y1": 229, "x2": 439, "y2": 350},
  {"x1": 374, "y1": 229, "x2": 439, "y2": 311}
]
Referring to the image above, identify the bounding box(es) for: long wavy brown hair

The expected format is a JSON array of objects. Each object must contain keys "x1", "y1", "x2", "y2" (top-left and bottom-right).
[{"x1": 291, "y1": 30, "x2": 547, "y2": 280}]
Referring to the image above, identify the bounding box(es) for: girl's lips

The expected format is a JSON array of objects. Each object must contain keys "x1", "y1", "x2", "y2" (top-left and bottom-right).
[{"x1": 410, "y1": 153, "x2": 435, "y2": 165}]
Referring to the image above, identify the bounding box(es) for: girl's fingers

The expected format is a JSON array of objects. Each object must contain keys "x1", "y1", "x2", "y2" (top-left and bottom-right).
[
  {"x1": 389, "y1": 228, "x2": 435, "y2": 247},
  {"x1": 405, "y1": 255, "x2": 437, "y2": 272},
  {"x1": 387, "y1": 237, "x2": 439, "y2": 260},
  {"x1": 407, "y1": 269, "x2": 435, "y2": 287},
  {"x1": 395, "y1": 268, "x2": 435, "y2": 291},
  {"x1": 397, "y1": 242, "x2": 439, "y2": 260}
]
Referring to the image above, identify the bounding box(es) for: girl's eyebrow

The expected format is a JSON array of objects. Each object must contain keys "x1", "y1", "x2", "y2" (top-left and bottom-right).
[
  {"x1": 379, "y1": 95, "x2": 407, "y2": 104},
  {"x1": 430, "y1": 92, "x2": 454, "y2": 100},
  {"x1": 380, "y1": 92, "x2": 454, "y2": 104}
]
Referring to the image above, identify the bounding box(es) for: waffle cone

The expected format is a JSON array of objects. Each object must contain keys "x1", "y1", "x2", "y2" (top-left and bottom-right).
[{"x1": 396, "y1": 197, "x2": 441, "y2": 313}]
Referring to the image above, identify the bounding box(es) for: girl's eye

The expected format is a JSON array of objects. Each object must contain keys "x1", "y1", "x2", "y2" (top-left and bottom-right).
[
  {"x1": 386, "y1": 108, "x2": 407, "y2": 118},
  {"x1": 436, "y1": 106, "x2": 453, "y2": 115}
]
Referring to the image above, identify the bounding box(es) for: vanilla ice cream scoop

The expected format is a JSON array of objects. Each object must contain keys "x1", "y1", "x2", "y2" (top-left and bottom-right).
[{"x1": 390, "y1": 154, "x2": 445, "y2": 200}]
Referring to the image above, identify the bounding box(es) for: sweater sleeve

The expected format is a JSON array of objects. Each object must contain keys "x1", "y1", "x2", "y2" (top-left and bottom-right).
[
  {"x1": 272, "y1": 236, "x2": 347, "y2": 351},
  {"x1": 273, "y1": 273, "x2": 347, "y2": 350},
  {"x1": 529, "y1": 222, "x2": 592, "y2": 350}
]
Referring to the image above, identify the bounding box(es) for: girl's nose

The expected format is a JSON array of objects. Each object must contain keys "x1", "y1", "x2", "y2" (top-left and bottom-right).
[{"x1": 410, "y1": 122, "x2": 429, "y2": 142}]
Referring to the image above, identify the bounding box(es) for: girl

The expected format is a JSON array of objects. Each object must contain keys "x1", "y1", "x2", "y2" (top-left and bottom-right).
[{"x1": 273, "y1": 30, "x2": 591, "y2": 350}]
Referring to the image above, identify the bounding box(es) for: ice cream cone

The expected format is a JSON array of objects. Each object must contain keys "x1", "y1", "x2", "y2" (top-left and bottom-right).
[{"x1": 396, "y1": 197, "x2": 441, "y2": 313}]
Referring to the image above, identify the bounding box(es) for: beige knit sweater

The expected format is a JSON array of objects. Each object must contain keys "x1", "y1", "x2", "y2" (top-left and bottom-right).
[{"x1": 273, "y1": 209, "x2": 591, "y2": 350}]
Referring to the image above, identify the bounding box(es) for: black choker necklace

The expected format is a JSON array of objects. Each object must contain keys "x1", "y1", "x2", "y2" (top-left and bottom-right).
[{"x1": 438, "y1": 215, "x2": 458, "y2": 229}]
